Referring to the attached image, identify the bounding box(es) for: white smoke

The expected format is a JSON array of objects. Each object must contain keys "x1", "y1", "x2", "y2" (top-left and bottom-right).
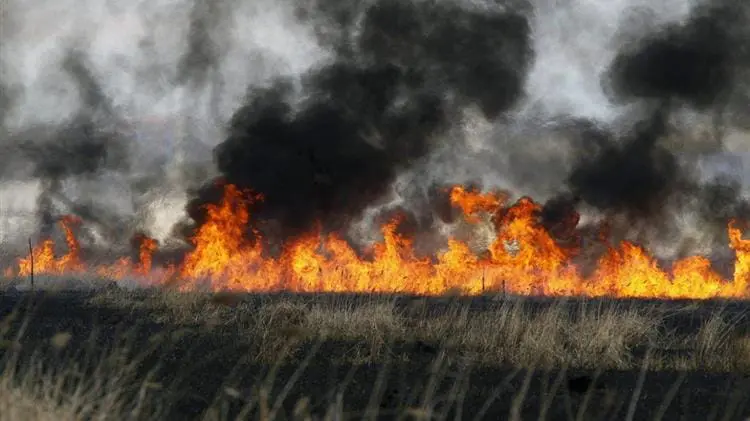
[{"x1": 0, "y1": 0, "x2": 330, "y2": 247}]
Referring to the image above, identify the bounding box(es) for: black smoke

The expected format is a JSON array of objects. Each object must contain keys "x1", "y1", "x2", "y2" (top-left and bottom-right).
[
  {"x1": 188, "y1": 0, "x2": 533, "y2": 242},
  {"x1": 558, "y1": 1, "x2": 750, "y2": 258},
  {"x1": 606, "y1": 4, "x2": 740, "y2": 109},
  {"x1": 567, "y1": 108, "x2": 682, "y2": 218}
]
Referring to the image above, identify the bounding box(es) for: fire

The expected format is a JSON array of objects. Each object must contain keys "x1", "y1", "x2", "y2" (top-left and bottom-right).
[
  {"x1": 3, "y1": 184, "x2": 750, "y2": 299},
  {"x1": 449, "y1": 185, "x2": 506, "y2": 223},
  {"x1": 137, "y1": 236, "x2": 158, "y2": 274},
  {"x1": 16, "y1": 216, "x2": 84, "y2": 276},
  {"x1": 178, "y1": 184, "x2": 280, "y2": 290}
]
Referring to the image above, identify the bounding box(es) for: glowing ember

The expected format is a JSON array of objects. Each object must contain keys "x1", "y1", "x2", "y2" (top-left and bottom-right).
[{"x1": 3, "y1": 183, "x2": 750, "y2": 299}]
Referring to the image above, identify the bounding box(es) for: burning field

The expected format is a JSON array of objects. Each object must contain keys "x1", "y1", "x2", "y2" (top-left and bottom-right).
[
  {"x1": 4, "y1": 182, "x2": 750, "y2": 299},
  {"x1": 2, "y1": 0, "x2": 750, "y2": 301},
  {"x1": 3, "y1": 0, "x2": 750, "y2": 419}
]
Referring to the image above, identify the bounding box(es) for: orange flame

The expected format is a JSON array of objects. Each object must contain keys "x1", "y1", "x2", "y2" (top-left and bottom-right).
[
  {"x1": 17, "y1": 216, "x2": 84, "y2": 276},
  {"x1": 94, "y1": 234, "x2": 165, "y2": 282},
  {"x1": 138, "y1": 236, "x2": 158, "y2": 274},
  {"x1": 4, "y1": 183, "x2": 750, "y2": 299},
  {"x1": 450, "y1": 185, "x2": 506, "y2": 223}
]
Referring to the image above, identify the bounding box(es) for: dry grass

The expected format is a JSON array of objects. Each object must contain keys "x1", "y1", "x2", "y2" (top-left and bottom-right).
[
  {"x1": 89, "y1": 289, "x2": 750, "y2": 372},
  {"x1": 404, "y1": 301, "x2": 660, "y2": 368},
  {"x1": 730, "y1": 335, "x2": 750, "y2": 371},
  {"x1": 2, "y1": 287, "x2": 750, "y2": 420},
  {"x1": 0, "y1": 337, "x2": 164, "y2": 421}
]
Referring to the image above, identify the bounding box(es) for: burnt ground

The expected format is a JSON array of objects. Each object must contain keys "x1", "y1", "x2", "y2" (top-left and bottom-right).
[{"x1": 0, "y1": 289, "x2": 749, "y2": 420}]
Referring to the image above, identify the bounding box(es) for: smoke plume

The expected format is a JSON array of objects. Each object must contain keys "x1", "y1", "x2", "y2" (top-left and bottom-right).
[
  {"x1": 0, "y1": 0, "x2": 327, "y2": 251},
  {"x1": 188, "y1": 0, "x2": 533, "y2": 242},
  {"x1": 1, "y1": 0, "x2": 750, "y2": 268},
  {"x1": 559, "y1": 1, "x2": 750, "y2": 259}
]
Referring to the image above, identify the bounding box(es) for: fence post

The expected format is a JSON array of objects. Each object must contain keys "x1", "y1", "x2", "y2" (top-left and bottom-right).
[{"x1": 28, "y1": 238, "x2": 34, "y2": 291}]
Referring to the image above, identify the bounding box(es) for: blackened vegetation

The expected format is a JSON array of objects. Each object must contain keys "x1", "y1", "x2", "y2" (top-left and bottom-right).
[{"x1": 189, "y1": 0, "x2": 533, "y2": 242}]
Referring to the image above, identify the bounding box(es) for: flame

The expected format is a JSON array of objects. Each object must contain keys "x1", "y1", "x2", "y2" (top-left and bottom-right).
[
  {"x1": 17, "y1": 216, "x2": 84, "y2": 276},
  {"x1": 178, "y1": 184, "x2": 280, "y2": 291},
  {"x1": 449, "y1": 185, "x2": 506, "y2": 223},
  {"x1": 137, "y1": 236, "x2": 158, "y2": 274},
  {"x1": 3, "y1": 184, "x2": 750, "y2": 299}
]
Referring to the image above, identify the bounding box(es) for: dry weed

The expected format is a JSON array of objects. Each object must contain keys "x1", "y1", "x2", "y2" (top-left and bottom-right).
[
  {"x1": 81, "y1": 288, "x2": 750, "y2": 372},
  {"x1": 730, "y1": 335, "x2": 750, "y2": 371}
]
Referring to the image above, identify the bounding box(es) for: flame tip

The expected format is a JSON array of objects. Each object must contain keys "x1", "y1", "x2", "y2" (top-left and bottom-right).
[{"x1": 5, "y1": 183, "x2": 749, "y2": 299}]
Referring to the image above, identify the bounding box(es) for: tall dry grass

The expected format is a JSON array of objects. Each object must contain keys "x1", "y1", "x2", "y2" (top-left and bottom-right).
[
  {"x1": 0, "y1": 325, "x2": 164, "y2": 420},
  {"x1": 89, "y1": 289, "x2": 750, "y2": 371},
  {"x1": 1, "y1": 332, "x2": 747, "y2": 421},
  {"x1": 1, "y1": 287, "x2": 748, "y2": 420}
]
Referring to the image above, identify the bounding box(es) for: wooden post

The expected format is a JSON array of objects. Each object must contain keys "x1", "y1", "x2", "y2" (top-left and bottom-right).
[{"x1": 28, "y1": 238, "x2": 34, "y2": 291}]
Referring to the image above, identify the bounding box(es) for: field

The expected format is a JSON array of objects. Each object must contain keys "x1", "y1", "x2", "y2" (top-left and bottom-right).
[{"x1": 0, "y1": 281, "x2": 749, "y2": 421}]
